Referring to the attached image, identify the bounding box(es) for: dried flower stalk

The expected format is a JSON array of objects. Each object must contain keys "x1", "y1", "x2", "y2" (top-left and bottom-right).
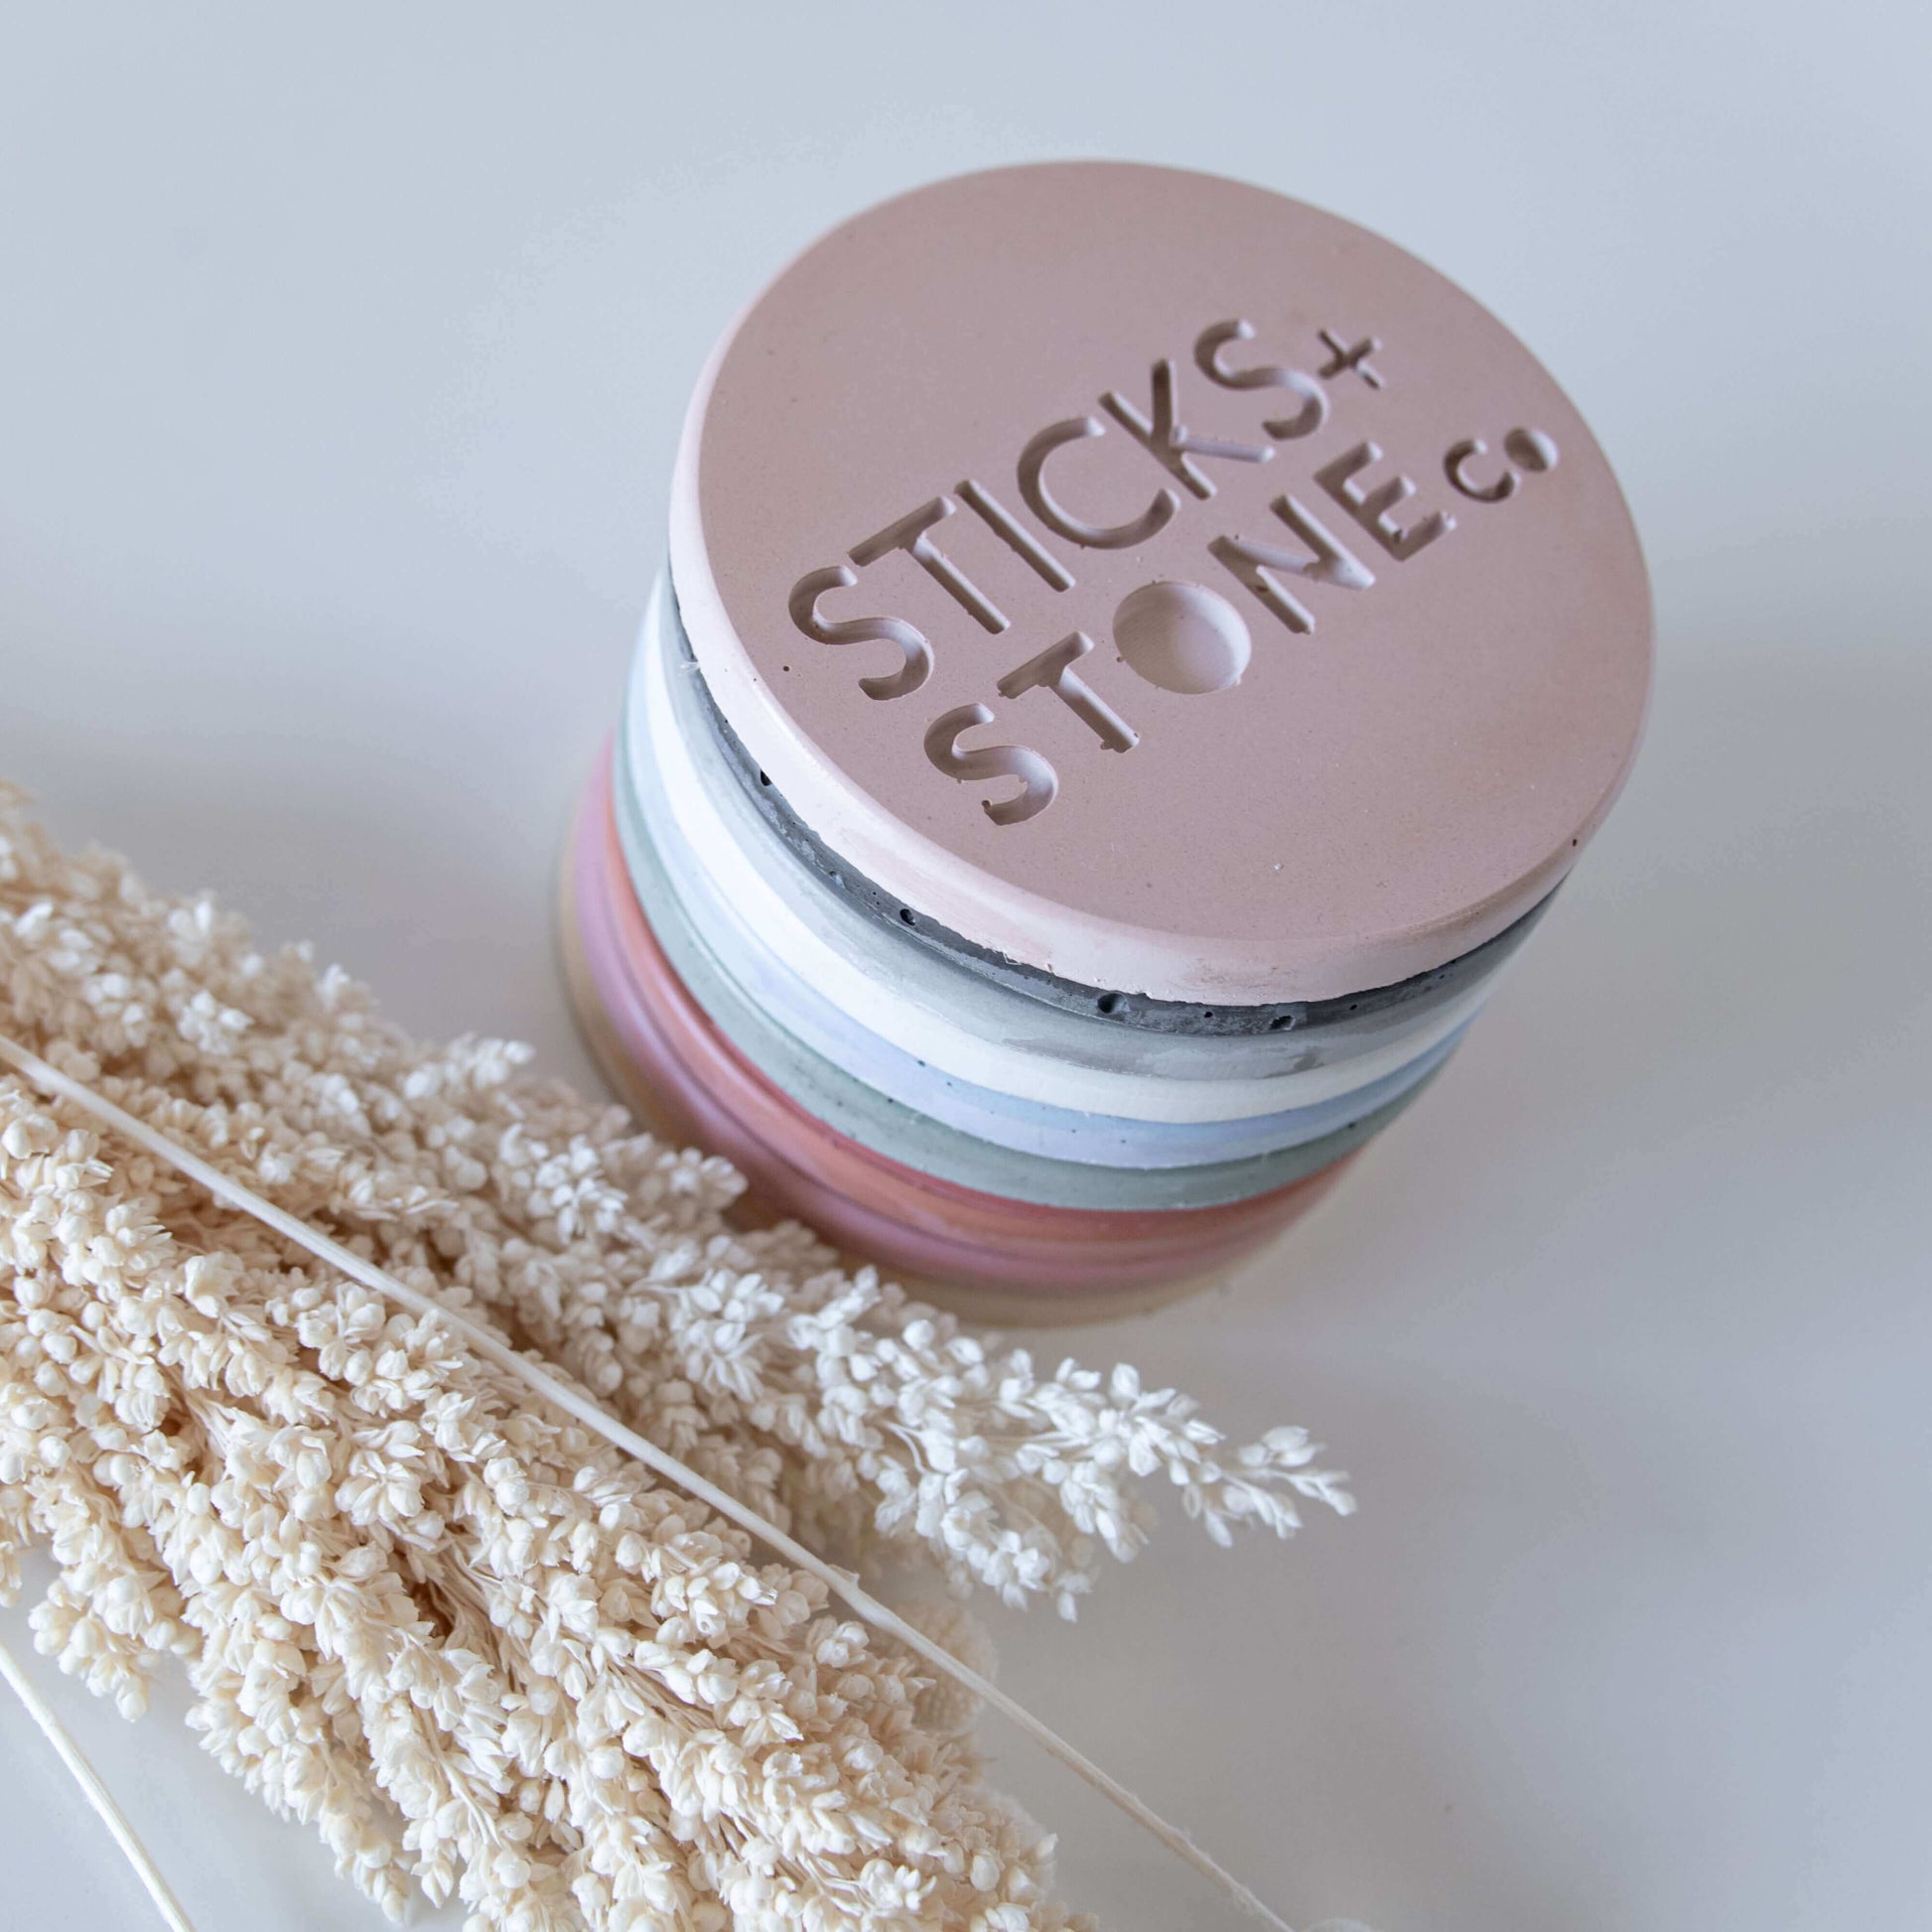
[{"x1": 0, "y1": 786, "x2": 1351, "y2": 1926}]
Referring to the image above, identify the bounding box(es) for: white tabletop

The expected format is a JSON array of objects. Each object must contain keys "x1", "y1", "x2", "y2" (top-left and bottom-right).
[{"x1": 3, "y1": 6, "x2": 1929, "y2": 1930}]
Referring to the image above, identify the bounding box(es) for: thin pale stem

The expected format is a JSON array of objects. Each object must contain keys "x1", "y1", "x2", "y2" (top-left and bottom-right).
[{"x1": 0, "y1": 1629, "x2": 199, "y2": 1932}]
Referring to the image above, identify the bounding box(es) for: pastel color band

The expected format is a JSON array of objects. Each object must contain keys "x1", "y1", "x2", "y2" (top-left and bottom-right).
[
  {"x1": 618, "y1": 748, "x2": 1460, "y2": 1173},
  {"x1": 611, "y1": 730, "x2": 1453, "y2": 1203},
  {"x1": 627, "y1": 577, "x2": 1501, "y2": 1124},
  {"x1": 565, "y1": 758, "x2": 1356, "y2": 1300}
]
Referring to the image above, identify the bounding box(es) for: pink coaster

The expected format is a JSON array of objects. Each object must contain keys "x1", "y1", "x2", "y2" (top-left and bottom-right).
[
  {"x1": 671, "y1": 162, "x2": 1651, "y2": 1005},
  {"x1": 567, "y1": 752, "x2": 1352, "y2": 1305}
]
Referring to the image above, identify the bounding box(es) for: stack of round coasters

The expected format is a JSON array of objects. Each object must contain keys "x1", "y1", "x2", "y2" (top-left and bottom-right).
[{"x1": 564, "y1": 161, "x2": 1652, "y2": 1321}]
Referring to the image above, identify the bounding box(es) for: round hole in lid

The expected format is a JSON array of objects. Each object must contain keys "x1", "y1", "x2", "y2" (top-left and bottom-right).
[{"x1": 1114, "y1": 581, "x2": 1252, "y2": 695}]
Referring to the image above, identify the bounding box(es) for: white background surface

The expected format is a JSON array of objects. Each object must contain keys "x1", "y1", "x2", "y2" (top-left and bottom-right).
[{"x1": 2, "y1": 6, "x2": 1929, "y2": 1929}]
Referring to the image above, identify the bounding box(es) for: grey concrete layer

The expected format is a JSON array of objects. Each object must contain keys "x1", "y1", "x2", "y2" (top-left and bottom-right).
[
  {"x1": 665, "y1": 569, "x2": 1555, "y2": 1038},
  {"x1": 612, "y1": 710, "x2": 1449, "y2": 1209}
]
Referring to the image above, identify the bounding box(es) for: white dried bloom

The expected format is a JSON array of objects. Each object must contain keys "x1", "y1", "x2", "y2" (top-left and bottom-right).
[
  {"x1": 0, "y1": 783, "x2": 1351, "y2": 1924},
  {"x1": 0, "y1": 787, "x2": 1348, "y2": 1619},
  {"x1": 0, "y1": 1086, "x2": 1095, "y2": 1927}
]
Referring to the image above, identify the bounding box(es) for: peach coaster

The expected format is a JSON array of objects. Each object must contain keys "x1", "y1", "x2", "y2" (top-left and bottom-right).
[{"x1": 671, "y1": 161, "x2": 1651, "y2": 1005}]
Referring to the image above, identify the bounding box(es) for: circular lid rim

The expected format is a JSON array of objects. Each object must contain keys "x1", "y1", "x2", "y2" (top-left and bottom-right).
[{"x1": 669, "y1": 160, "x2": 1652, "y2": 1004}]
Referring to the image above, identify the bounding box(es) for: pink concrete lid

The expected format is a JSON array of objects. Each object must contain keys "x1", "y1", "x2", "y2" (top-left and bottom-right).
[{"x1": 669, "y1": 162, "x2": 1651, "y2": 1005}]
